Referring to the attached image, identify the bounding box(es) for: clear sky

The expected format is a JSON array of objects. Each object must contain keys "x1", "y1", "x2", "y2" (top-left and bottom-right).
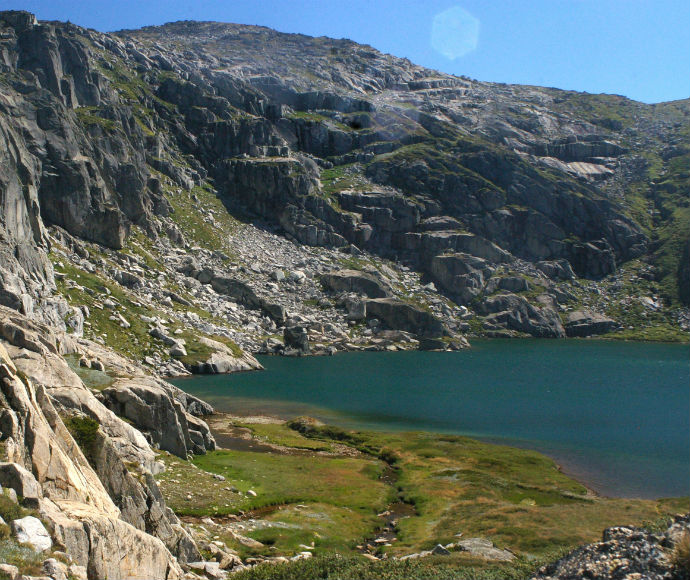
[{"x1": 4, "y1": 0, "x2": 689, "y2": 104}]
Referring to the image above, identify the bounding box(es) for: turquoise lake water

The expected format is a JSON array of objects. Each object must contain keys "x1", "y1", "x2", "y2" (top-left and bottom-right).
[{"x1": 172, "y1": 340, "x2": 690, "y2": 499}]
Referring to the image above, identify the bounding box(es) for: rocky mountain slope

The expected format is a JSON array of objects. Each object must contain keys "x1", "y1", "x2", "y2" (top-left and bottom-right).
[
  {"x1": 0, "y1": 9, "x2": 688, "y2": 579},
  {"x1": 0, "y1": 10, "x2": 688, "y2": 364}
]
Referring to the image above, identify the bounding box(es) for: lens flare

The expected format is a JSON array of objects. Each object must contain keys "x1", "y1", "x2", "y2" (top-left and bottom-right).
[{"x1": 431, "y1": 5, "x2": 480, "y2": 59}]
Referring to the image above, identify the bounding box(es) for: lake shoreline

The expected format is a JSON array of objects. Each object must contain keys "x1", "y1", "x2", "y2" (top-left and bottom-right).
[
  {"x1": 172, "y1": 341, "x2": 689, "y2": 499},
  {"x1": 208, "y1": 410, "x2": 647, "y2": 503}
]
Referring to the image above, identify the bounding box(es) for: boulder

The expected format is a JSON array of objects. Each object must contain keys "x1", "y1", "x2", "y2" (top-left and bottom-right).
[
  {"x1": 477, "y1": 293, "x2": 565, "y2": 338},
  {"x1": 0, "y1": 564, "x2": 19, "y2": 580},
  {"x1": 284, "y1": 326, "x2": 310, "y2": 353},
  {"x1": 169, "y1": 343, "x2": 188, "y2": 357},
  {"x1": 0, "y1": 462, "x2": 42, "y2": 503},
  {"x1": 431, "y1": 544, "x2": 451, "y2": 556},
  {"x1": 321, "y1": 269, "x2": 390, "y2": 298},
  {"x1": 565, "y1": 310, "x2": 619, "y2": 337},
  {"x1": 366, "y1": 298, "x2": 448, "y2": 338},
  {"x1": 428, "y1": 253, "x2": 494, "y2": 304},
  {"x1": 185, "y1": 336, "x2": 262, "y2": 374},
  {"x1": 99, "y1": 377, "x2": 215, "y2": 457},
  {"x1": 485, "y1": 276, "x2": 529, "y2": 294},
  {"x1": 569, "y1": 240, "x2": 616, "y2": 279},
  {"x1": 344, "y1": 296, "x2": 366, "y2": 321},
  {"x1": 43, "y1": 557, "x2": 68, "y2": 580},
  {"x1": 11, "y1": 516, "x2": 52, "y2": 552},
  {"x1": 536, "y1": 259, "x2": 576, "y2": 280},
  {"x1": 456, "y1": 537, "x2": 514, "y2": 561}
]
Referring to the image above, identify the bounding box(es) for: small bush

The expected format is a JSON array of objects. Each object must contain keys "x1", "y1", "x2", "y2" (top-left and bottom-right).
[
  {"x1": 671, "y1": 531, "x2": 690, "y2": 577},
  {"x1": 0, "y1": 522, "x2": 9, "y2": 540},
  {"x1": 0, "y1": 494, "x2": 28, "y2": 523},
  {"x1": 64, "y1": 414, "x2": 101, "y2": 465}
]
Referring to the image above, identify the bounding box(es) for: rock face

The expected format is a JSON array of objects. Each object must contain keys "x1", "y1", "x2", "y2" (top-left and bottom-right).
[
  {"x1": 99, "y1": 377, "x2": 216, "y2": 457},
  {"x1": 428, "y1": 253, "x2": 495, "y2": 304},
  {"x1": 0, "y1": 305, "x2": 199, "y2": 577},
  {"x1": 284, "y1": 325, "x2": 310, "y2": 354},
  {"x1": 0, "y1": 10, "x2": 685, "y2": 351}
]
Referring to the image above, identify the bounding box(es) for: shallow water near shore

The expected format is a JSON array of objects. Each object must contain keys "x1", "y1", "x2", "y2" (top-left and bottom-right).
[{"x1": 172, "y1": 339, "x2": 689, "y2": 499}]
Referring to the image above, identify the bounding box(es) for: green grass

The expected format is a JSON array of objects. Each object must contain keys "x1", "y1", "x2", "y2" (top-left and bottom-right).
[
  {"x1": 156, "y1": 447, "x2": 390, "y2": 516},
  {"x1": 53, "y1": 258, "x2": 161, "y2": 359},
  {"x1": 319, "y1": 164, "x2": 369, "y2": 198},
  {"x1": 0, "y1": 495, "x2": 32, "y2": 524},
  {"x1": 0, "y1": 540, "x2": 46, "y2": 576},
  {"x1": 193, "y1": 449, "x2": 390, "y2": 512},
  {"x1": 123, "y1": 227, "x2": 165, "y2": 272},
  {"x1": 604, "y1": 324, "x2": 689, "y2": 343},
  {"x1": 232, "y1": 421, "x2": 335, "y2": 451},
  {"x1": 231, "y1": 550, "x2": 559, "y2": 580},
  {"x1": 63, "y1": 414, "x2": 100, "y2": 465},
  {"x1": 161, "y1": 175, "x2": 241, "y2": 254},
  {"x1": 75, "y1": 106, "x2": 118, "y2": 132},
  {"x1": 223, "y1": 502, "x2": 384, "y2": 558},
  {"x1": 282, "y1": 425, "x2": 687, "y2": 558},
  {"x1": 157, "y1": 414, "x2": 686, "y2": 569}
]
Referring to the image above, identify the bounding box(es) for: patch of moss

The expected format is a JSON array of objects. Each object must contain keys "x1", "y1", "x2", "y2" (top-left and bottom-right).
[
  {"x1": 63, "y1": 414, "x2": 100, "y2": 465},
  {"x1": 75, "y1": 106, "x2": 118, "y2": 132}
]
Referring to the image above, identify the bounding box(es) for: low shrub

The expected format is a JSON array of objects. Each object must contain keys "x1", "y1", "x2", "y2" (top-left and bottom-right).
[
  {"x1": 63, "y1": 414, "x2": 101, "y2": 465},
  {"x1": 671, "y1": 531, "x2": 690, "y2": 578}
]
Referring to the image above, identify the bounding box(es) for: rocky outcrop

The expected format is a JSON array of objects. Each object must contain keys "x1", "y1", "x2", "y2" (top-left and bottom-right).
[
  {"x1": 0, "y1": 10, "x2": 687, "y2": 359},
  {"x1": 284, "y1": 325, "x2": 310, "y2": 354},
  {"x1": 477, "y1": 293, "x2": 565, "y2": 338},
  {"x1": 0, "y1": 305, "x2": 203, "y2": 574},
  {"x1": 536, "y1": 260, "x2": 576, "y2": 281},
  {"x1": 428, "y1": 253, "x2": 495, "y2": 304},
  {"x1": 99, "y1": 377, "x2": 216, "y2": 457},
  {"x1": 532, "y1": 515, "x2": 690, "y2": 580},
  {"x1": 187, "y1": 336, "x2": 263, "y2": 374},
  {"x1": 10, "y1": 515, "x2": 52, "y2": 551},
  {"x1": 0, "y1": 345, "x2": 184, "y2": 578},
  {"x1": 320, "y1": 269, "x2": 391, "y2": 298},
  {"x1": 366, "y1": 298, "x2": 448, "y2": 338},
  {"x1": 564, "y1": 310, "x2": 619, "y2": 337}
]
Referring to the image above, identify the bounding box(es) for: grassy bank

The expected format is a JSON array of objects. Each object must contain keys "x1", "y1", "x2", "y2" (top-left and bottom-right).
[{"x1": 155, "y1": 416, "x2": 686, "y2": 577}]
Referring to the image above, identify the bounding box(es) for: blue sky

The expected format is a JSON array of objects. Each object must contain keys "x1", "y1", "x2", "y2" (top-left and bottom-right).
[{"x1": 4, "y1": 0, "x2": 689, "y2": 103}]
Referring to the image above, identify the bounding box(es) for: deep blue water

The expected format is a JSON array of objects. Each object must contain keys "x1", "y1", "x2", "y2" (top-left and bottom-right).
[{"x1": 172, "y1": 340, "x2": 690, "y2": 499}]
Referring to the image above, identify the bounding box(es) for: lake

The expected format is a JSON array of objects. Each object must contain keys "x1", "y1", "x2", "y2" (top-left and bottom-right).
[{"x1": 172, "y1": 340, "x2": 689, "y2": 499}]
